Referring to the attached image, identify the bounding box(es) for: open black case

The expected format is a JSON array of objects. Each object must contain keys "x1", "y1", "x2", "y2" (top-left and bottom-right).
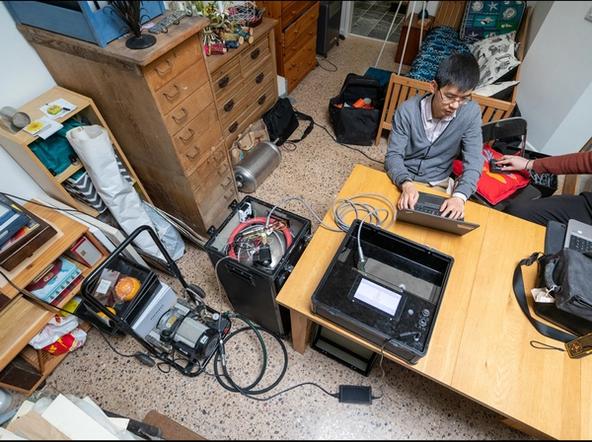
[
  {"x1": 312, "y1": 221, "x2": 454, "y2": 364},
  {"x1": 205, "y1": 196, "x2": 311, "y2": 336}
]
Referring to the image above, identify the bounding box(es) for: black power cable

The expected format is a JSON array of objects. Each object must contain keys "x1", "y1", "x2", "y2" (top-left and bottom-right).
[
  {"x1": 316, "y1": 56, "x2": 338, "y2": 72},
  {"x1": 309, "y1": 120, "x2": 384, "y2": 165},
  {"x1": 212, "y1": 317, "x2": 338, "y2": 402}
]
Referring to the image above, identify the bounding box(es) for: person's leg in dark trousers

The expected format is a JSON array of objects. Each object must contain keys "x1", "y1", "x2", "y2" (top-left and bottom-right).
[{"x1": 505, "y1": 193, "x2": 592, "y2": 226}]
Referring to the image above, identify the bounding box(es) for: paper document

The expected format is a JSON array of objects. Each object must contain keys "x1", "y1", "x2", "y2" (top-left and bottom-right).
[{"x1": 40, "y1": 98, "x2": 77, "y2": 120}]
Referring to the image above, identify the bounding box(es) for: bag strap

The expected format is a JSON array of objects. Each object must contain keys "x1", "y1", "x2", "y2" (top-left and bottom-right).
[
  {"x1": 512, "y1": 252, "x2": 577, "y2": 342},
  {"x1": 287, "y1": 111, "x2": 314, "y2": 143}
]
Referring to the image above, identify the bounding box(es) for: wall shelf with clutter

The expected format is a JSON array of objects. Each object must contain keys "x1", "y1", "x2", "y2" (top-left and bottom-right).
[
  {"x1": 0, "y1": 201, "x2": 109, "y2": 396},
  {"x1": 0, "y1": 86, "x2": 151, "y2": 218}
]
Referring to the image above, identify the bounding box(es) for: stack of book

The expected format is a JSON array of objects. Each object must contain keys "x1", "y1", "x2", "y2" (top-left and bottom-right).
[
  {"x1": 25, "y1": 257, "x2": 82, "y2": 306},
  {"x1": 0, "y1": 195, "x2": 57, "y2": 271},
  {"x1": 0, "y1": 198, "x2": 29, "y2": 249}
]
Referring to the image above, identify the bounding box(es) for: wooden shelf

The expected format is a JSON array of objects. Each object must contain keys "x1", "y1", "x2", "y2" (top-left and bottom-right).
[
  {"x1": 0, "y1": 86, "x2": 151, "y2": 217},
  {"x1": 0, "y1": 203, "x2": 87, "y2": 301},
  {"x1": 55, "y1": 161, "x2": 83, "y2": 184},
  {"x1": 0, "y1": 203, "x2": 109, "y2": 391},
  {"x1": 0, "y1": 238, "x2": 106, "y2": 373},
  {"x1": 1, "y1": 322, "x2": 92, "y2": 396}
]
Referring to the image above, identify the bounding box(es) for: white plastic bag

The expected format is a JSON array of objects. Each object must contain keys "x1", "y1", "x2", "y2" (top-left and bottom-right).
[
  {"x1": 143, "y1": 203, "x2": 185, "y2": 260},
  {"x1": 66, "y1": 125, "x2": 162, "y2": 258},
  {"x1": 29, "y1": 315, "x2": 79, "y2": 350}
]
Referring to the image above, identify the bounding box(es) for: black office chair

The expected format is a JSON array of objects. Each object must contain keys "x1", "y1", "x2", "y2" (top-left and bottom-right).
[
  {"x1": 473, "y1": 117, "x2": 542, "y2": 211},
  {"x1": 481, "y1": 116, "x2": 528, "y2": 157}
]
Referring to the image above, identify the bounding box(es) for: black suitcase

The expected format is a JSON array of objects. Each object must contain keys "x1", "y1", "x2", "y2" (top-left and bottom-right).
[
  {"x1": 205, "y1": 196, "x2": 311, "y2": 336},
  {"x1": 329, "y1": 73, "x2": 384, "y2": 146}
]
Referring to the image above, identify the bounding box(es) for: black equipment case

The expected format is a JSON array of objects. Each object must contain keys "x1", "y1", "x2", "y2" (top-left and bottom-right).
[
  {"x1": 311, "y1": 221, "x2": 454, "y2": 364},
  {"x1": 205, "y1": 196, "x2": 311, "y2": 336}
]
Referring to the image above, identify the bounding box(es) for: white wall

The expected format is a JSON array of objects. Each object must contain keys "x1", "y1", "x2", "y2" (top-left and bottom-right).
[
  {"x1": 525, "y1": 1, "x2": 553, "y2": 52},
  {"x1": 544, "y1": 82, "x2": 592, "y2": 154},
  {"x1": 0, "y1": 2, "x2": 55, "y2": 199},
  {"x1": 517, "y1": 1, "x2": 592, "y2": 154}
]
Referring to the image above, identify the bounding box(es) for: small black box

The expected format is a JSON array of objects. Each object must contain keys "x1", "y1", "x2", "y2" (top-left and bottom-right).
[
  {"x1": 205, "y1": 196, "x2": 311, "y2": 336},
  {"x1": 312, "y1": 221, "x2": 454, "y2": 364}
]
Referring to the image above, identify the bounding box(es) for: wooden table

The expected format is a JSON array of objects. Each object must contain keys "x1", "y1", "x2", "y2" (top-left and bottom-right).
[{"x1": 276, "y1": 164, "x2": 591, "y2": 439}]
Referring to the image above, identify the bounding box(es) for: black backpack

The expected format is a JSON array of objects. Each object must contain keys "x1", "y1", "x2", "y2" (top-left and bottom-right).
[
  {"x1": 263, "y1": 97, "x2": 314, "y2": 146},
  {"x1": 329, "y1": 74, "x2": 384, "y2": 146}
]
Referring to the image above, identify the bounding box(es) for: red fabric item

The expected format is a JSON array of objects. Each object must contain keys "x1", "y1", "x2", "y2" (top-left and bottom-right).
[{"x1": 453, "y1": 144, "x2": 530, "y2": 205}]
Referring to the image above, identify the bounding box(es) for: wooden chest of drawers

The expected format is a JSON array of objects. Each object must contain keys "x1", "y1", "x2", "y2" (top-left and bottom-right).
[
  {"x1": 259, "y1": 1, "x2": 320, "y2": 93},
  {"x1": 18, "y1": 17, "x2": 278, "y2": 237},
  {"x1": 204, "y1": 19, "x2": 279, "y2": 147}
]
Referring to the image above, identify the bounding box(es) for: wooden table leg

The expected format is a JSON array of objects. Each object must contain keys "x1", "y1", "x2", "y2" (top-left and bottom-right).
[{"x1": 290, "y1": 310, "x2": 312, "y2": 354}]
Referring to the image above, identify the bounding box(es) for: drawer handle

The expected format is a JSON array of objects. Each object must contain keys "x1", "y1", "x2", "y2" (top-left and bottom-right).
[
  {"x1": 250, "y1": 48, "x2": 260, "y2": 60},
  {"x1": 229, "y1": 122, "x2": 238, "y2": 133},
  {"x1": 223, "y1": 99, "x2": 235, "y2": 112},
  {"x1": 218, "y1": 75, "x2": 230, "y2": 89},
  {"x1": 171, "y1": 107, "x2": 188, "y2": 124},
  {"x1": 163, "y1": 84, "x2": 180, "y2": 101},
  {"x1": 155, "y1": 59, "x2": 173, "y2": 76},
  {"x1": 257, "y1": 94, "x2": 267, "y2": 105},
  {"x1": 185, "y1": 146, "x2": 199, "y2": 159},
  {"x1": 255, "y1": 72, "x2": 265, "y2": 84},
  {"x1": 179, "y1": 128, "x2": 195, "y2": 143}
]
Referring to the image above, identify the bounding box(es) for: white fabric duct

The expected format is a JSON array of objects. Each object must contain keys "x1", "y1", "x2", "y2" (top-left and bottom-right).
[{"x1": 66, "y1": 125, "x2": 162, "y2": 258}]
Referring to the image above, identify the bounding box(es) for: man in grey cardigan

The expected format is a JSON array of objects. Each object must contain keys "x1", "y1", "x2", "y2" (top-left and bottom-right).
[{"x1": 385, "y1": 53, "x2": 484, "y2": 220}]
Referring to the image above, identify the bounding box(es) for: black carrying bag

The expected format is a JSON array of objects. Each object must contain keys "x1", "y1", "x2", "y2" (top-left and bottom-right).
[
  {"x1": 329, "y1": 73, "x2": 383, "y2": 146},
  {"x1": 513, "y1": 249, "x2": 592, "y2": 342},
  {"x1": 263, "y1": 97, "x2": 313, "y2": 146}
]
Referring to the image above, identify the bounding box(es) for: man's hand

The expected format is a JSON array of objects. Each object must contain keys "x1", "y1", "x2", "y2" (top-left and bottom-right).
[
  {"x1": 440, "y1": 196, "x2": 465, "y2": 219},
  {"x1": 398, "y1": 181, "x2": 419, "y2": 210}
]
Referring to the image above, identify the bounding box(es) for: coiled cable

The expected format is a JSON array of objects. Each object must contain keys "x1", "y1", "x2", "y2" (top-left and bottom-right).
[{"x1": 265, "y1": 193, "x2": 396, "y2": 234}]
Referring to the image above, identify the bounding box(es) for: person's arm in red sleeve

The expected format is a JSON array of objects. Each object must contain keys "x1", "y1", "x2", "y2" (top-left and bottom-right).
[
  {"x1": 497, "y1": 151, "x2": 592, "y2": 175},
  {"x1": 532, "y1": 151, "x2": 592, "y2": 175}
]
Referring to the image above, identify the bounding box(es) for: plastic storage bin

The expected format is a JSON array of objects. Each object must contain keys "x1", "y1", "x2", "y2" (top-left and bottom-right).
[
  {"x1": 78, "y1": 255, "x2": 158, "y2": 334},
  {"x1": 5, "y1": 1, "x2": 165, "y2": 47},
  {"x1": 205, "y1": 196, "x2": 311, "y2": 336}
]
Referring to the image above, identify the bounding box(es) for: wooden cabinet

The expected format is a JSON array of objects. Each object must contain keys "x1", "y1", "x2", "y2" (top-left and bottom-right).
[
  {"x1": 0, "y1": 204, "x2": 108, "y2": 395},
  {"x1": 394, "y1": 14, "x2": 434, "y2": 66},
  {"x1": 259, "y1": 1, "x2": 320, "y2": 93},
  {"x1": 18, "y1": 16, "x2": 279, "y2": 236},
  {"x1": 0, "y1": 87, "x2": 149, "y2": 218}
]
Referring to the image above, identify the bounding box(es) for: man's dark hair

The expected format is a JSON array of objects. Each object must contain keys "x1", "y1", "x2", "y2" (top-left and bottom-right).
[{"x1": 435, "y1": 53, "x2": 480, "y2": 92}]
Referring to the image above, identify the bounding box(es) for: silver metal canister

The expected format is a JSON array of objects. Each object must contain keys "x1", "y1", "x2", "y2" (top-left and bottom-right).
[{"x1": 234, "y1": 141, "x2": 282, "y2": 193}]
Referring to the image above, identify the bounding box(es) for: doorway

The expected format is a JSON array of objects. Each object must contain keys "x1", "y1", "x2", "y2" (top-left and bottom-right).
[{"x1": 350, "y1": 1, "x2": 407, "y2": 42}]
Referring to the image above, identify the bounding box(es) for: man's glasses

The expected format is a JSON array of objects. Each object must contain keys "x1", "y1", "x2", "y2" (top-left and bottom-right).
[{"x1": 439, "y1": 89, "x2": 472, "y2": 105}]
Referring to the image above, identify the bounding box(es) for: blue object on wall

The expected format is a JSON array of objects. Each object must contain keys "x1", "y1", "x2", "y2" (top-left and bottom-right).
[{"x1": 5, "y1": 1, "x2": 165, "y2": 47}]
